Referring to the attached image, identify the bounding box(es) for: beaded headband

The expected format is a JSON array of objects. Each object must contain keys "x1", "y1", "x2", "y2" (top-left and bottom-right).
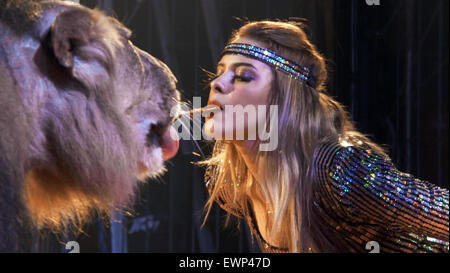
[{"x1": 222, "y1": 43, "x2": 316, "y2": 88}]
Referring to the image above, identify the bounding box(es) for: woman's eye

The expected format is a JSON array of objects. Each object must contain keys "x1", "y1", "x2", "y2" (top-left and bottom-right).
[{"x1": 233, "y1": 74, "x2": 253, "y2": 82}]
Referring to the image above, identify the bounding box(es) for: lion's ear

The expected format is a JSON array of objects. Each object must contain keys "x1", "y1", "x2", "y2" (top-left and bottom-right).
[{"x1": 50, "y1": 8, "x2": 97, "y2": 68}]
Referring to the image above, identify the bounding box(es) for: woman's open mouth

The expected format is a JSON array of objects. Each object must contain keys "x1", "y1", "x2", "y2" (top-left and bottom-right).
[{"x1": 204, "y1": 103, "x2": 223, "y2": 119}]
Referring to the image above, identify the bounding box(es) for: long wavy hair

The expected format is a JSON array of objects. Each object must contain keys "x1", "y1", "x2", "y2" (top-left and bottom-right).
[{"x1": 201, "y1": 20, "x2": 388, "y2": 252}]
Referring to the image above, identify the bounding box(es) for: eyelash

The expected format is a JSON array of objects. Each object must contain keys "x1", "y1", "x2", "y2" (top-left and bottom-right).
[
  {"x1": 233, "y1": 75, "x2": 253, "y2": 82},
  {"x1": 208, "y1": 73, "x2": 252, "y2": 83}
]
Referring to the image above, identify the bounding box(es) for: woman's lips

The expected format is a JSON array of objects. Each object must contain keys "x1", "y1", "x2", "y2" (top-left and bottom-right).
[
  {"x1": 207, "y1": 100, "x2": 224, "y2": 111},
  {"x1": 204, "y1": 104, "x2": 222, "y2": 119}
]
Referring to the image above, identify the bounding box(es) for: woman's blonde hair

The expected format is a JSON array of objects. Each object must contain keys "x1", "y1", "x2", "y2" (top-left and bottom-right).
[{"x1": 201, "y1": 20, "x2": 388, "y2": 252}]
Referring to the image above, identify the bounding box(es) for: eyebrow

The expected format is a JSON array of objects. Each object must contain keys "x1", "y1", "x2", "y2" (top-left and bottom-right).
[{"x1": 217, "y1": 62, "x2": 257, "y2": 71}]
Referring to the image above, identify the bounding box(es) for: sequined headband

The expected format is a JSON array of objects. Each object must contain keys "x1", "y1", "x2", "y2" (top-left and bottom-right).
[{"x1": 222, "y1": 43, "x2": 316, "y2": 88}]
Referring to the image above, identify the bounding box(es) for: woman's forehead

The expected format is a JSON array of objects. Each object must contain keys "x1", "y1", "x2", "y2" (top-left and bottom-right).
[{"x1": 218, "y1": 54, "x2": 271, "y2": 72}]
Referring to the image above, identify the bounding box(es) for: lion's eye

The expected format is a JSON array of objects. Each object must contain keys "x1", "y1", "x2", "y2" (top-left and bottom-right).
[{"x1": 125, "y1": 104, "x2": 136, "y2": 116}]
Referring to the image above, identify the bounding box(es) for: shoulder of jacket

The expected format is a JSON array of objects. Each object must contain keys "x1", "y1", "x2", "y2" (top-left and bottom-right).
[{"x1": 312, "y1": 135, "x2": 391, "y2": 175}]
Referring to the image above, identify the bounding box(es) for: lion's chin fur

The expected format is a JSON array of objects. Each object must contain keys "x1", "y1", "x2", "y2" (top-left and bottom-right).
[
  {"x1": 24, "y1": 166, "x2": 133, "y2": 233},
  {"x1": 25, "y1": 168, "x2": 112, "y2": 233},
  {"x1": 138, "y1": 146, "x2": 166, "y2": 181},
  {"x1": 24, "y1": 145, "x2": 167, "y2": 233}
]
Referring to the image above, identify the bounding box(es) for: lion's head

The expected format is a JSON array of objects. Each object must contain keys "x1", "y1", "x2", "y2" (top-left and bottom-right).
[{"x1": 0, "y1": 0, "x2": 180, "y2": 238}]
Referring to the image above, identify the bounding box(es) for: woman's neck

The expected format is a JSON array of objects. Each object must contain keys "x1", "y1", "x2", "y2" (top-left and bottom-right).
[{"x1": 233, "y1": 140, "x2": 260, "y2": 181}]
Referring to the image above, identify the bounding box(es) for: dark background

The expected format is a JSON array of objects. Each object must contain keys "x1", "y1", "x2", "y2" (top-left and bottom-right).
[{"x1": 34, "y1": 0, "x2": 449, "y2": 253}]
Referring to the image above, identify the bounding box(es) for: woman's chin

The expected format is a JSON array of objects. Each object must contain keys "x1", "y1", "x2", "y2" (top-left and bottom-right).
[
  {"x1": 205, "y1": 119, "x2": 251, "y2": 141},
  {"x1": 204, "y1": 118, "x2": 220, "y2": 139}
]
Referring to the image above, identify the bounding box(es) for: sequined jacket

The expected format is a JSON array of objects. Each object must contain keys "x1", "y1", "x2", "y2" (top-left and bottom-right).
[{"x1": 206, "y1": 138, "x2": 449, "y2": 253}]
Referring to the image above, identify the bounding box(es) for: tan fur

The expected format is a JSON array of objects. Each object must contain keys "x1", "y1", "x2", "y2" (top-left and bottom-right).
[{"x1": 0, "y1": 0, "x2": 180, "y2": 246}]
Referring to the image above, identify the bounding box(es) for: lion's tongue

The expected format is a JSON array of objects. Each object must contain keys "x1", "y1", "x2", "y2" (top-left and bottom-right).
[{"x1": 160, "y1": 126, "x2": 179, "y2": 160}]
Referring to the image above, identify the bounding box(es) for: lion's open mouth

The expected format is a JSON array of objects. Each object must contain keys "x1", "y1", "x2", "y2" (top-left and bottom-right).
[{"x1": 146, "y1": 122, "x2": 179, "y2": 160}]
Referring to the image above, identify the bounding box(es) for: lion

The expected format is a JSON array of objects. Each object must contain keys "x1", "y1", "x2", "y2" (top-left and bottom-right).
[{"x1": 0, "y1": 0, "x2": 180, "y2": 251}]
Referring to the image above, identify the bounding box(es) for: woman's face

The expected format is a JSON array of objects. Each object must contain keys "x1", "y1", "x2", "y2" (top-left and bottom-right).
[{"x1": 205, "y1": 38, "x2": 274, "y2": 141}]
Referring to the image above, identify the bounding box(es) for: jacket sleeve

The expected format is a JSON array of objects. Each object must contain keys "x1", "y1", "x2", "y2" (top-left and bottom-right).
[{"x1": 312, "y1": 140, "x2": 449, "y2": 253}]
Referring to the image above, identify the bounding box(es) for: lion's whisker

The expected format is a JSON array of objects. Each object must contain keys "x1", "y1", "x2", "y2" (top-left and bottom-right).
[{"x1": 174, "y1": 105, "x2": 218, "y2": 120}]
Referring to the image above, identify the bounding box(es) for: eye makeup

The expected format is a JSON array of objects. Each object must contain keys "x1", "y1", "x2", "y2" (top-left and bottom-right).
[
  {"x1": 233, "y1": 70, "x2": 254, "y2": 82},
  {"x1": 213, "y1": 62, "x2": 257, "y2": 84}
]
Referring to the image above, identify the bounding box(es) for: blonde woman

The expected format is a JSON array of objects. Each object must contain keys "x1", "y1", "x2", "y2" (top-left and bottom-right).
[{"x1": 201, "y1": 20, "x2": 449, "y2": 253}]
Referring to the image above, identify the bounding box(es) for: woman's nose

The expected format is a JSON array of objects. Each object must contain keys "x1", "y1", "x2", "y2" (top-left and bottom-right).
[
  {"x1": 211, "y1": 75, "x2": 231, "y2": 94},
  {"x1": 211, "y1": 80, "x2": 225, "y2": 94}
]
